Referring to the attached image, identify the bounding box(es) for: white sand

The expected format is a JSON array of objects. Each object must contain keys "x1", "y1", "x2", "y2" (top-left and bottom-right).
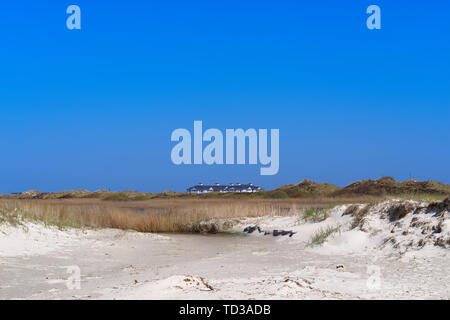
[{"x1": 0, "y1": 200, "x2": 448, "y2": 299}]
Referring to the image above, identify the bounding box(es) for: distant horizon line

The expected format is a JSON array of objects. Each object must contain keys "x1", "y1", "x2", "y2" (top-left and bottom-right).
[{"x1": 3, "y1": 176, "x2": 450, "y2": 195}]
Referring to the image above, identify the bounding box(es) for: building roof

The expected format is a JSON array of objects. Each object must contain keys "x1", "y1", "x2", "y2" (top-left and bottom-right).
[{"x1": 187, "y1": 183, "x2": 262, "y2": 192}]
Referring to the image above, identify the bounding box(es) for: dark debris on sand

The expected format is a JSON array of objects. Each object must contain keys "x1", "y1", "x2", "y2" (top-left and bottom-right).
[{"x1": 243, "y1": 225, "x2": 296, "y2": 238}]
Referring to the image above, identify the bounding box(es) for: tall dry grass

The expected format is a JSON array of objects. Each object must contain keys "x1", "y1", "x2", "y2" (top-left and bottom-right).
[{"x1": 0, "y1": 196, "x2": 378, "y2": 233}]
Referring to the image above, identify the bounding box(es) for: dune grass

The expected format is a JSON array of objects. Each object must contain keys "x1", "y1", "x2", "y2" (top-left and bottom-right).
[
  {"x1": 0, "y1": 199, "x2": 308, "y2": 233},
  {"x1": 0, "y1": 194, "x2": 441, "y2": 233},
  {"x1": 303, "y1": 207, "x2": 331, "y2": 222},
  {"x1": 308, "y1": 225, "x2": 341, "y2": 246},
  {"x1": 404, "y1": 194, "x2": 447, "y2": 203},
  {"x1": 0, "y1": 197, "x2": 368, "y2": 233}
]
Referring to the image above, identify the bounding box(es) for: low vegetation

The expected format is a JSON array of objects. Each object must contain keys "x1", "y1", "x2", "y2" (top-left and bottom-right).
[
  {"x1": 0, "y1": 207, "x2": 24, "y2": 227},
  {"x1": 276, "y1": 179, "x2": 341, "y2": 198},
  {"x1": 1, "y1": 176, "x2": 448, "y2": 234},
  {"x1": 350, "y1": 203, "x2": 374, "y2": 229},
  {"x1": 332, "y1": 177, "x2": 450, "y2": 197},
  {"x1": 308, "y1": 225, "x2": 341, "y2": 246},
  {"x1": 2, "y1": 177, "x2": 448, "y2": 201},
  {"x1": 303, "y1": 208, "x2": 330, "y2": 223},
  {"x1": 0, "y1": 198, "x2": 343, "y2": 233}
]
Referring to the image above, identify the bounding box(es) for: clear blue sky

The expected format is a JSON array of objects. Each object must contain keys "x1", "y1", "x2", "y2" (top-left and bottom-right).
[{"x1": 0, "y1": 1, "x2": 449, "y2": 193}]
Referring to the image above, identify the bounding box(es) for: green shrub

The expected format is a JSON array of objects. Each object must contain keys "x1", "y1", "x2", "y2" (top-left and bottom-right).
[{"x1": 265, "y1": 190, "x2": 289, "y2": 199}]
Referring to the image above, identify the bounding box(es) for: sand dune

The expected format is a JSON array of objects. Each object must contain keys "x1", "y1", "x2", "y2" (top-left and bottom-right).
[{"x1": 0, "y1": 199, "x2": 448, "y2": 299}]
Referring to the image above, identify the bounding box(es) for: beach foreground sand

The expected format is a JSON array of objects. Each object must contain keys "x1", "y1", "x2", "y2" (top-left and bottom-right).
[{"x1": 0, "y1": 201, "x2": 449, "y2": 299}]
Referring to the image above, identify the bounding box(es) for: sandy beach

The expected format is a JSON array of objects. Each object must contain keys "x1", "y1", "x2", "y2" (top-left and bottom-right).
[{"x1": 1, "y1": 200, "x2": 448, "y2": 300}]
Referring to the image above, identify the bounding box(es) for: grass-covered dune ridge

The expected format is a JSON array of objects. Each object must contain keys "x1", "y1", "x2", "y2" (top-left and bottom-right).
[{"x1": 1, "y1": 177, "x2": 449, "y2": 201}]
